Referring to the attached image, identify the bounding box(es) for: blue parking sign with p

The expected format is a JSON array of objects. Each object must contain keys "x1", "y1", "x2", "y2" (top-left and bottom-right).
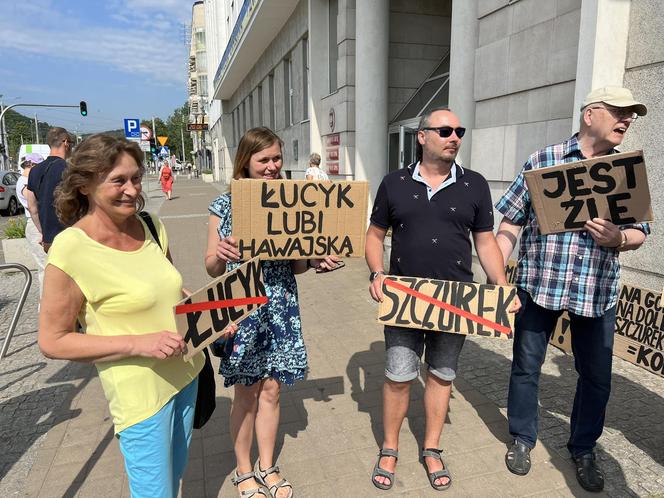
[{"x1": 124, "y1": 118, "x2": 141, "y2": 139}]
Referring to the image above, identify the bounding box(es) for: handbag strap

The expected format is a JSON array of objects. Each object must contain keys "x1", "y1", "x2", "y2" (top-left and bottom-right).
[{"x1": 138, "y1": 211, "x2": 162, "y2": 251}]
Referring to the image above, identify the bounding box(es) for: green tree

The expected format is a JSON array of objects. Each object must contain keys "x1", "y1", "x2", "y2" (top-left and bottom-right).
[
  {"x1": 140, "y1": 102, "x2": 193, "y2": 162},
  {"x1": 3, "y1": 109, "x2": 52, "y2": 162}
]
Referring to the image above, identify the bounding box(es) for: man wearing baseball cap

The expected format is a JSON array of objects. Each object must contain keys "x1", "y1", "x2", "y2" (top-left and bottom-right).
[{"x1": 494, "y1": 86, "x2": 649, "y2": 492}]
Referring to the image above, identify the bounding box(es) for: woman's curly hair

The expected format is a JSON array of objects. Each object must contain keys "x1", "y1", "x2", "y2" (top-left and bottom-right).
[{"x1": 55, "y1": 134, "x2": 145, "y2": 226}]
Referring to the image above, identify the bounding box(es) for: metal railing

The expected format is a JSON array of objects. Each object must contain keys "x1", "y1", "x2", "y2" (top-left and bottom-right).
[{"x1": 0, "y1": 263, "x2": 33, "y2": 360}]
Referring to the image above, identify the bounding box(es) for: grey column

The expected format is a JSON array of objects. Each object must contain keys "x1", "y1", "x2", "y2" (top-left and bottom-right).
[
  {"x1": 308, "y1": 0, "x2": 327, "y2": 157},
  {"x1": 572, "y1": 0, "x2": 631, "y2": 131},
  {"x1": 354, "y1": 0, "x2": 389, "y2": 203},
  {"x1": 448, "y1": 0, "x2": 478, "y2": 168}
]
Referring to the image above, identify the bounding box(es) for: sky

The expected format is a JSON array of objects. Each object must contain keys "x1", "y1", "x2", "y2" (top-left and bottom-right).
[{"x1": 0, "y1": 0, "x2": 196, "y2": 134}]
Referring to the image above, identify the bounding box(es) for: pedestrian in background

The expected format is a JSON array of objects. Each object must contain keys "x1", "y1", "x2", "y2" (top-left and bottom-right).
[
  {"x1": 205, "y1": 127, "x2": 340, "y2": 498},
  {"x1": 496, "y1": 86, "x2": 649, "y2": 492},
  {"x1": 159, "y1": 160, "x2": 174, "y2": 200},
  {"x1": 26, "y1": 127, "x2": 73, "y2": 252},
  {"x1": 16, "y1": 153, "x2": 47, "y2": 296},
  {"x1": 38, "y1": 134, "x2": 208, "y2": 498},
  {"x1": 305, "y1": 152, "x2": 329, "y2": 180}
]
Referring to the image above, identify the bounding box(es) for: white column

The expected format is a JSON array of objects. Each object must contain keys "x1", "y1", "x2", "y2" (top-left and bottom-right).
[
  {"x1": 572, "y1": 0, "x2": 631, "y2": 131},
  {"x1": 448, "y1": 0, "x2": 479, "y2": 168},
  {"x1": 308, "y1": 0, "x2": 327, "y2": 158},
  {"x1": 354, "y1": 0, "x2": 389, "y2": 203}
]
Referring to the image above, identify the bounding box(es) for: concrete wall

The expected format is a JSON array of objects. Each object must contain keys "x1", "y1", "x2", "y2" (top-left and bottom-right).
[
  {"x1": 317, "y1": 0, "x2": 357, "y2": 178},
  {"x1": 470, "y1": 0, "x2": 582, "y2": 207},
  {"x1": 619, "y1": 0, "x2": 664, "y2": 291},
  {"x1": 388, "y1": 0, "x2": 452, "y2": 120},
  {"x1": 222, "y1": 0, "x2": 310, "y2": 177},
  {"x1": 215, "y1": 0, "x2": 454, "y2": 182}
]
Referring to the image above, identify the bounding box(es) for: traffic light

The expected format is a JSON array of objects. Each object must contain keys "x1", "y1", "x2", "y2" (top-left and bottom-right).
[
  {"x1": 79, "y1": 101, "x2": 88, "y2": 116},
  {"x1": 149, "y1": 138, "x2": 157, "y2": 154},
  {"x1": 0, "y1": 144, "x2": 5, "y2": 154}
]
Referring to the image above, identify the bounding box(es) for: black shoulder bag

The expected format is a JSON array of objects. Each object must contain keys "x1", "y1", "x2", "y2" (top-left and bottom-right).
[{"x1": 138, "y1": 211, "x2": 216, "y2": 429}]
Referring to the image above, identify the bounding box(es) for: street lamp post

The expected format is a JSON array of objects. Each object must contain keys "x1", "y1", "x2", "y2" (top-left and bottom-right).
[
  {"x1": 200, "y1": 97, "x2": 208, "y2": 173},
  {"x1": 180, "y1": 117, "x2": 186, "y2": 163}
]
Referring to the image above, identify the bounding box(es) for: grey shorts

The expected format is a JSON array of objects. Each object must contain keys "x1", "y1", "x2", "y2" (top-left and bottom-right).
[{"x1": 384, "y1": 326, "x2": 466, "y2": 382}]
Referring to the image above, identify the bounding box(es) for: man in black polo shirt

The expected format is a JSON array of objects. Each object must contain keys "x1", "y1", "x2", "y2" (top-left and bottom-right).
[
  {"x1": 26, "y1": 127, "x2": 73, "y2": 252},
  {"x1": 366, "y1": 107, "x2": 518, "y2": 491}
]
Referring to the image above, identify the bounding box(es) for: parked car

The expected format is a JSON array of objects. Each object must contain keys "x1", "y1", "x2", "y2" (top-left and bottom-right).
[{"x1": 0, "y1": 170, "x2": 21, "y2": 216}]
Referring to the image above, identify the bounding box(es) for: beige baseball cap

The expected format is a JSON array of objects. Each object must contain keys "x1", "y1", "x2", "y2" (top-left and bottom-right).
[{"x1": 581, "y1": 86, "x2": 647, "y2": 116}]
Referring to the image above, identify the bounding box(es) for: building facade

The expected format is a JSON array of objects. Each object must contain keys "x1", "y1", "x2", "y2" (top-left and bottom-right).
[
  {"x1": 188, "y1": 1, "x2": 210, "y2": 171},
  {"x1": 202, "y1": 0, "x2": 663, "y2": 290}
]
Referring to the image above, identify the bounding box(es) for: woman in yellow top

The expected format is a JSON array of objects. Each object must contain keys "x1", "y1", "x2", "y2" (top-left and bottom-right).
[{"x1": 38, "y1": 134, "x2": 206, "y2": 498}]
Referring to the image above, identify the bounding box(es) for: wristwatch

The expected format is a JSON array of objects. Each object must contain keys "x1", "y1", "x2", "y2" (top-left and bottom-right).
[
  {"x1": 369, "y1": 270, "x2": 385, "y2": 282},
  {"x1": 616, "y1": 231, "x2": 628, "y2": 250}
]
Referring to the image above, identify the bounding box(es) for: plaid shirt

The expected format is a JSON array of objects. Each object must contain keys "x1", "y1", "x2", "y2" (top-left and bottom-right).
[{"x1": 495, "y1": 135, "x2": 650, "y2": 317}]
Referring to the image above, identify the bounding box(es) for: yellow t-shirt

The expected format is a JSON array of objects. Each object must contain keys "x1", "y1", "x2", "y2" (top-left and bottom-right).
[{"x1": 47, "y1": 214, "x2": 204, "y2": 433}]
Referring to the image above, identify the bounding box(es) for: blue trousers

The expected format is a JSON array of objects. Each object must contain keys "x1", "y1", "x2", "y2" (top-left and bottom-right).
[
  {"x1": 118, "y1": 378, "x2": 198, "y2": 498},
  {"x1": 507, "y1": 289, "x2": 615, "y2": 457}
]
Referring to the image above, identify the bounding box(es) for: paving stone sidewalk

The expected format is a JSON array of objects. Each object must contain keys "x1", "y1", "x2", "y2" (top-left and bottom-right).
[{"x1": 1, "y1": 177, "x2": 662, "y2": 497}]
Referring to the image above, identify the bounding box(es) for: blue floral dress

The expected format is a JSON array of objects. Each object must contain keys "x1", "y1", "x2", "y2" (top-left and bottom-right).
[{"x1": 209, "y1": 193, "x2": 307, "y2": 387}]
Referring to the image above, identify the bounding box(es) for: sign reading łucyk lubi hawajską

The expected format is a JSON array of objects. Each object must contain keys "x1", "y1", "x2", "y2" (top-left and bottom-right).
[{"x1": 231, "y1": 179, "x2": 369, "y2": 260}]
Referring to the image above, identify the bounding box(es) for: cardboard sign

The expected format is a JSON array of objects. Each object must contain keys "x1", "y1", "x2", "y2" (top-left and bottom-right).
[
  {"x1": 377, "y1": 276, "x2": 517, "y2": 339},
  {"x1": 550, "y1": 315, "x2": 572, "y2": 353},
  {"x1": 504, "y1": 261, "x2": 663, "y2": 376},
  {"x1": 524, "y1": 150, "x2": 652, "y2": 235},
  {"x1": 615, "y1": 285, "x2": 664, "y2": 377},
  {"x1": 174, "y1": 258, "x2": 267, "y2": 360},
  {"x1": 231, "y1": 179, "x2": 368, "y2": 260}
]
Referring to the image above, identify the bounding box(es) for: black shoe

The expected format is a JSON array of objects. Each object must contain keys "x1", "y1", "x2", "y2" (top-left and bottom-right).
[
  {"x1": 573, "y1": 452, "x2": 604, "y2": 492},
  {"x1": 505, "y1": 440, "x2": 531, "y2": 476}
]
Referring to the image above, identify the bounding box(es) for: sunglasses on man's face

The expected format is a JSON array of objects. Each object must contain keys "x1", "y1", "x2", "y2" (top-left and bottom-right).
[{"x1": 421, "y1": 126, "x2": 466, "y2": 138}]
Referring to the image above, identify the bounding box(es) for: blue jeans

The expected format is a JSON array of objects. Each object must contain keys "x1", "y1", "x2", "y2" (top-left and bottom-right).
[
  {"x1": 118, "y1": 378, "x2": 198, "y2": 498},
  {"x1": 507, "y1": 289, "x2": 615, "y2": 457}
]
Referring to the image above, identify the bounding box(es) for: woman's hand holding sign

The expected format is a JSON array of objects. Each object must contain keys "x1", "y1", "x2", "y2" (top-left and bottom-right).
[
  {"x1": 131, "y1": 331, "x2": 186, "y2": 360},
  {"x1": 216, "y1": 236, "x2": 241, "y2": 263}
]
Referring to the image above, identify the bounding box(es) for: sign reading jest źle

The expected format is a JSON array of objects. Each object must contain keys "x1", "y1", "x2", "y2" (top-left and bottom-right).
[{"x1": 524, "y1": 150, "x2": 652, "y2": 235}]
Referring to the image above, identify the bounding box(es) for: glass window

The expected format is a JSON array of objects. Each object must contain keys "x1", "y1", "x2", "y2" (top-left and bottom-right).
[
  {"x1": 257, "y1": 85, "x2": 263, "y2": 125},
  {"x1": 392, "y1": 52, "x2": 451, "y2": 123},
  {"x1": 195, "y1": 30, "x2": 206, "y2": 51},
  {"x1": 268, "y1": 73, "x2": 275, "y2": 129},
  {"x1": 284, "y1": 56, "x2": 293, "y2": 127},
  {"x1": 196, "y1": 51, "x2": 207, "y2": 72},
  {"x1": 302, "y1": 38, "x2": 309, "y2": 120},
  {"x1": 198, "y1": 75, "x2": 208, "y2": 97},
  {"x1": 2, "y1": 174, "x2": 12, "y2": 186},
  {"x1": 248, "y1": 93, "x2": 254, "y2": 128}
]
